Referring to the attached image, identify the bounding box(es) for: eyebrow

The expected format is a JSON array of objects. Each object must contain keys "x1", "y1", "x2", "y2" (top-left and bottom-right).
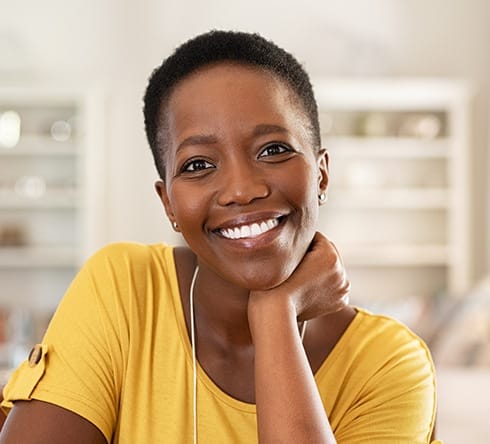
[
  {"x1": 176, "y1": 124, "x2": 289, "y2": 152},
  {"x1": 252, "y1": 124, "x2": 289, "y2": 137},
  {"x1": 177, "y1": 134, "x2": 218, "y2": 152}
]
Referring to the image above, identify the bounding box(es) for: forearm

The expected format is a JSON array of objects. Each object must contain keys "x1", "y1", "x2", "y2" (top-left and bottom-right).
[{"x1": 249, "y1": 296, "x2": 336, "y2": 444}]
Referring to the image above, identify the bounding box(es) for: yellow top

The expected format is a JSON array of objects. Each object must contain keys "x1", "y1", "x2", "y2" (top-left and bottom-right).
[{"x1": 2, "y1": 243, "x2": 438, "y2": 443}]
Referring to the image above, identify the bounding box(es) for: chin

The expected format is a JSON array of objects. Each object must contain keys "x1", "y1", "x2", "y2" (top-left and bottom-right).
[{"x1": 231, "y1": 259, "x2": 298, "y2": 291}]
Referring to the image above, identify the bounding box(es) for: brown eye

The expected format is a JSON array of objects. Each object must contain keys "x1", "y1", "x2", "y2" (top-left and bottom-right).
[
  {"x1": 182, "y1": 159, "x2": 214, "y2": 173},
  {"x1": 258, "y1": 143, "x2": 290, "y2": 158}
]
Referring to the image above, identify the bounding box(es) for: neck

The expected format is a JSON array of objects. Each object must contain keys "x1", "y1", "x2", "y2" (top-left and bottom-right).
[{"x1": 193, "y1": 262, "x2": 253, "y2": 347}]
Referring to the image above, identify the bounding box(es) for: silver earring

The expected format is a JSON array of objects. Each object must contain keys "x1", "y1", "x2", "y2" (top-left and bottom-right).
[
  {"x1": 319, "y1": 192, "x2": 327, "y2": 203},
  {"x1": 172, "y1": 221, "x2": 179, "y2": 230}
]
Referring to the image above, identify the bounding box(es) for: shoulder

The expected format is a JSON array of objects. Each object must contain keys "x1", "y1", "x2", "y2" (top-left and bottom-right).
[
  {"x1": 325, "y1": 309, "x2": 438, "y2": 440},
  {"x1": 355, "y1": 307, "x2": 432, "y2": 359},
  {"x1": 86, "y1": 241, "x2": 173, "y2": 265},
  {"x1": 351, "y1": 307, "x2": 436, "y2": 389},
  {"x1": 63, "y1": 242, "x2": 178, "y2": 312},
  {"x1": 80, "y1": 242, "x2": 175, "y2": 279}
]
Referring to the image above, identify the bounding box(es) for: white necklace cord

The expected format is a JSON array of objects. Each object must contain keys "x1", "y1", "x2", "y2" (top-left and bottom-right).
[
  {"x1": 189, "y1": 265, "x2": 200, "y2": 444},
  {"x1": 189, "y1": 265, "x2": 307, "y2": 444},
  {"x1": 300, "y1": 319, "x2": 307, "y2": 341}
]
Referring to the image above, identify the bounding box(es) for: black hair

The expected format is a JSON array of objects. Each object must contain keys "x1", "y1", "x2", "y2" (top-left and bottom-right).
[{"x1": 143, "y1": 30, "x2": 321, "y2": 180}]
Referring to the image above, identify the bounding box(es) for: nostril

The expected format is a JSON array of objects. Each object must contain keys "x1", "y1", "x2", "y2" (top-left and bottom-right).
[{"x1": 217, "y1": 178, "x2": 270, "y2": 206}]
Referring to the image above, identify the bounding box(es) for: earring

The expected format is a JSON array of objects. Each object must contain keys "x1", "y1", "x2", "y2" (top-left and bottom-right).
[
  {"x1": 172, "y1": 221, "x2": 179, "y2": 230},
  {"x1": 319, "y1": 192, "x2": 327, "y2": 203}
]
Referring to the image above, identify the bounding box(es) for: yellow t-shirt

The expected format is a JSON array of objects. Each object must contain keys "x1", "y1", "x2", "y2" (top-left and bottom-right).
[{"x1": 2, "y1": 243, "x2": 438, "y2": 443}]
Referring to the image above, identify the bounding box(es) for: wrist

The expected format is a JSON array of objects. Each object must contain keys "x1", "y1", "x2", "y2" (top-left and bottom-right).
[{"x1": 247, "y1": 291, "x2": 297, "y2": 341}]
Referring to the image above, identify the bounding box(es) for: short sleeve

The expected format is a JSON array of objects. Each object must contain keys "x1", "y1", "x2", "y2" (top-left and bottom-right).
[
  {"x1": 1, "y1": 244, "x2": 131, "y2": 443},
  {"x1": 334, "y1": 317, "x2": 437, "y2": 443},
  {"x1": 1, "y1": 343, "x2": 48, "y2": 405}
]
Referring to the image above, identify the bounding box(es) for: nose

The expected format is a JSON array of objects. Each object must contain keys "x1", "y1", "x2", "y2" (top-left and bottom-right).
[{"x1": 216, "y1": 161, "x2": 270, "y2": 206}]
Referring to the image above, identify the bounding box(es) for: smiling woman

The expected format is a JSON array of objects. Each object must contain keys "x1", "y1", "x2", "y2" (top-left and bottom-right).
[{"x1": 0, "y1": 31, "x2": 439, "y2": 443}]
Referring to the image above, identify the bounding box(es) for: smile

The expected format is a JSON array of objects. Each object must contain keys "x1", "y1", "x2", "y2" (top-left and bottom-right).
[{"x1": 218, "y1": 217, "x2": 280, "y2": 240}]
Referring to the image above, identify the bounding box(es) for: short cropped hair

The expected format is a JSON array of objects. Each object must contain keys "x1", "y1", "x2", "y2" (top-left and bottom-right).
[{"x1": 143, "y1": 30, "x2": 321, "y2": 180}]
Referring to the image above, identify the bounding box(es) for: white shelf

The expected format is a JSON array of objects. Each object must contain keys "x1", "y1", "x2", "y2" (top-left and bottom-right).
[
  {"x1": 314, "y1": 78, "x2": 472, "y2": 295},
  {"x1": 0, "y1": 135, "x2": 77, "y2": 157},
  {"x1": 339, "y1": 244, "x2": 450, "y2": 266},
  {"x1": 325, "y1": 137, "x2": 451, "y2": 158},
  {"x1": 0, "y1": 245, "x2": 78, "y2": 268},
  {"x1": 0, "y1": 87, "x2": 103, "y2": 368},
  {"x1": 0, "y1": 190, "x2": 78, "y2": 209},
  {"x1": 328, "y1": 188, "x2": 450, "y2": 209},
  {"x1": 313, "y1": 78, "x2": 472, "y2": 110}
]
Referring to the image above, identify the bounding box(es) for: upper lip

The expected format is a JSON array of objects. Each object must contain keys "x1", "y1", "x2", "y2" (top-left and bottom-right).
[{"x1": 209, "y1": 210, "x2": 288, "y2": 232}]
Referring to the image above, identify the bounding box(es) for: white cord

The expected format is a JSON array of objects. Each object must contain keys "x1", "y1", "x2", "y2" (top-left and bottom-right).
[
  {"x1": 300, "y1": 320, "x2": 307, "y2": 341},
  {"x1": 189, "y1": 265, "x2": 200, "y2": 444},
  {"x1": 189, "y1": 264, "x2": 307, "y2": 444}
]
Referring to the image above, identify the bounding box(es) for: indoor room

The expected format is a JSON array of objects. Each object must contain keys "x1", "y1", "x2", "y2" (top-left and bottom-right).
[{"x1": 0, "y1": 1, "x2": 489, "y2": 442}]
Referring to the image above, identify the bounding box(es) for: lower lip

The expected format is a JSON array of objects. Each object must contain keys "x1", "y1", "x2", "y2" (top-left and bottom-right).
[{"x1": 214, "y1": 217, "x2": 287, "y2": 249}]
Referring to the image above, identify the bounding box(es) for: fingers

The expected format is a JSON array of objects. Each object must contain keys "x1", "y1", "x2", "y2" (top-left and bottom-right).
[
  {"x1": 306, "y1": 233, "x2": 337, "y2": 269},
  {"x1": 318, "y1": 233, "x2": 351, "y2": 310},
  {"x1": 310, "y1": 232, "x2": 348, "y2": 279},
  {"x1": 293, "y1": 232, "x2": 351, "y2": 320}
]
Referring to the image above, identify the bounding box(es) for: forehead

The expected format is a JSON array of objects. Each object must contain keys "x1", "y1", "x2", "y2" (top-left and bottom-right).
[
  {"x1": 171, "y1": 61, "x2": 291, "y2": 96},
  {"x1": 163, "y1": 62, "x2": 308, "y2": 141}
]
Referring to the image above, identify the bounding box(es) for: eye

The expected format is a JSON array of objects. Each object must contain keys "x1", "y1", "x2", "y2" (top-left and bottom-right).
[
  {"x1": 258, "y1": 143, "x2": 291, "y2": 158},
  {"x1": 181, "y1": 158, "x2": 215, "y2": 173}
]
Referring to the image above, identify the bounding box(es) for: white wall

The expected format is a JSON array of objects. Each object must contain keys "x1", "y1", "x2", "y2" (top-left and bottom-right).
[{"x1": 1, "y1": 0, "x2": 489, "y2": 278}]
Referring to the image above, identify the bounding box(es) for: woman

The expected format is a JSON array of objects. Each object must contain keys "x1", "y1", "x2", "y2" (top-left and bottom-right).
[{"x1": 0, "y1": 31, "x2": 438, "y2": 443}]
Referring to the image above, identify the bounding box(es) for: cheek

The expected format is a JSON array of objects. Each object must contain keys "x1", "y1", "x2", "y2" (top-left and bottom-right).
[
  {"x1": 168, "y1": 185, "x2": 206, "y2": 231},
  {"x1": 296, "y1": 178, "x2": 321, "y2": 241},
  {"x1": 289, "y1": 164, "x2": 319, "y2": 214}
]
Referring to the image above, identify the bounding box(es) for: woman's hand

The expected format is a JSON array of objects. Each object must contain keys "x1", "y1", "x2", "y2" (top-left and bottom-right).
[{"x1": 248, "y1": 231, "x2": 350, "y2": 323}]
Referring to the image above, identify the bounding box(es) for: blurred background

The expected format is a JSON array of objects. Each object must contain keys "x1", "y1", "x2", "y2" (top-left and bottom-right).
[{"x1": 0, "y1": 0, "x2": 489, "y2": 441}]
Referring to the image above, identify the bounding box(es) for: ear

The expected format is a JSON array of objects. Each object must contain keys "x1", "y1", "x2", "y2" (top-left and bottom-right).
[
  {"x1": 155, "y1": 180, "x2": 180, "y2": 232},
  {"x1": 317, "y1": 148, "x2": 329, "y2": 196}
]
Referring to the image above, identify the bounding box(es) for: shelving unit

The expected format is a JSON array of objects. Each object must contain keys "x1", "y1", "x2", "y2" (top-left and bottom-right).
[
  {"x1": 0, "y1": 246, "x2": 77, "y2": 268},
  {"x1": 0, "y1": 87, "x2": 103, "y2": 370},
  {"x1": 313, "y1": 79, "x2": 473, "y2": 324}
]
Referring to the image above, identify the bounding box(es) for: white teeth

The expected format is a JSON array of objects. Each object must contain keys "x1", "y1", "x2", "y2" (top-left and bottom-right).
[
  {"x1": 250, "y1": 223, "x2": 261, "y2": 236},
  {"x1": 266, "y1": 220, "x2": 276, "y2": 230},
  {"x1": 219, "y1": 217, "x2": 280, "y2": 240},
  {"x1": 241, "y1": 225, "x2": 251, "y2": 238}
]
